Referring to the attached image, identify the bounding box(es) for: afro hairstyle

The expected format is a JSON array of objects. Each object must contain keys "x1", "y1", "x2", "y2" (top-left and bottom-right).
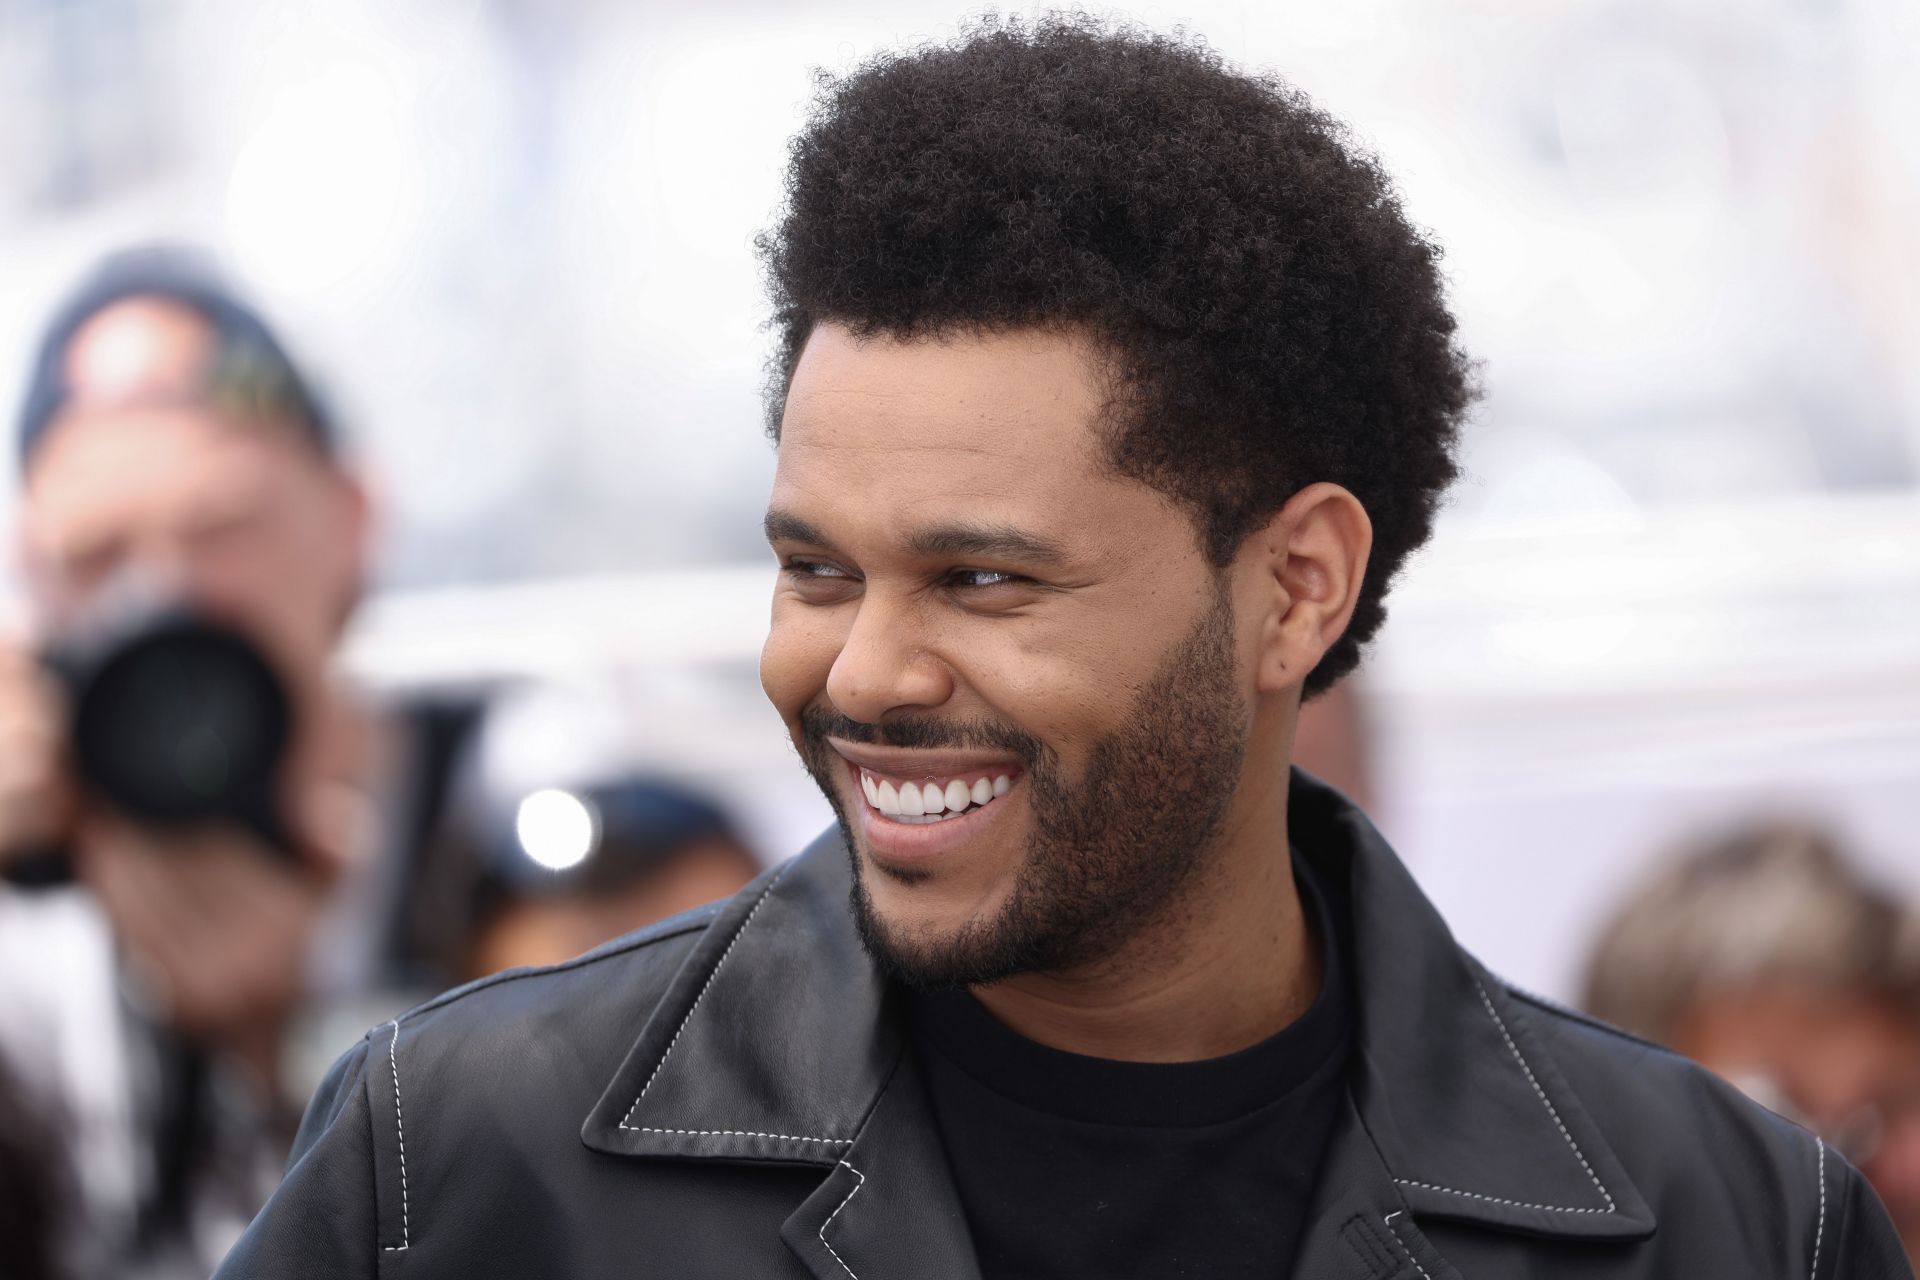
[{"x1": 759, "y1": 14, "x2": 1475, "y2": 694}]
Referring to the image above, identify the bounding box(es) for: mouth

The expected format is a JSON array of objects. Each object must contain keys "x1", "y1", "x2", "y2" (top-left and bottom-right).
[
  {"x1": 826, "y1": 738, "x2": 1025, "y2": 854},
  {"x1": 856, "y1": 767, "x2": 1015, "y2": 824}
]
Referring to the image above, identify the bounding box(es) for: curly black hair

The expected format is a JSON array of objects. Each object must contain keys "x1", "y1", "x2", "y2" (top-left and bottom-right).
[{"x1": 759, "y1": 14, "x2": 1474, "y2": 693}]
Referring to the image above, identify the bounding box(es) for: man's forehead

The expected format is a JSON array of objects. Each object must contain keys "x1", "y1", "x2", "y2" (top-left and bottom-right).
[
  {"x1": 769, "y1": 418, "x2": 1106, "y2": 564},
  {"x1": 765, "y1": 325, "x2": 1204, "y2": 565},
  {"x1": 779, "y1": 323, "x2": 1110, "y2": 457},
  {"x1": 24, "y1": 405, "x2": 302, "y2": 531}
]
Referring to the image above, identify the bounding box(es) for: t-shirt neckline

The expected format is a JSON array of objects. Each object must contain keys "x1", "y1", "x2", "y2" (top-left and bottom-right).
[{"x1": 905, "y1": 847, "x2": 1350, "y2": 1129}]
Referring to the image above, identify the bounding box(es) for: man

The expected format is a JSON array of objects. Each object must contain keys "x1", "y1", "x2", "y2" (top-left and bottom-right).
[
  {"x1": 0, "y1": 251, "x2": 434, "y2": 1277},
  {"x1": 219, "y1": 19, "x2": 1910, "y2": 1278},
  {"x1": 1586, "y1": 821, "x2": 1920, "y2": 1267}
]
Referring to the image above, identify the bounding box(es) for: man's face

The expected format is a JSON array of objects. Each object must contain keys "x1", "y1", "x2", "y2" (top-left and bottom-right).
[
  {"x1": 17, "y1": 299, "x2": 365, "y2": 692},
  {"x1": 761, "y1": 323, "x2": 1256, "y2": 986}
]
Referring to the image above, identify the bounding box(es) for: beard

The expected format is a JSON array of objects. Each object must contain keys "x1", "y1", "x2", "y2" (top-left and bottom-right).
[{"x1": 795, "y1": 582, "x2": 1248, "y2": 989}]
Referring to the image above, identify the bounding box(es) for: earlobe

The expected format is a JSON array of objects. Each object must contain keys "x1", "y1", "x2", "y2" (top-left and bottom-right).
[
  {"x1": 1249, "y1": 483, "x2": 1372, "y2": 695},
  {"x1": 1245, "y1": 543, "x2": 1293, "y2": 695}
]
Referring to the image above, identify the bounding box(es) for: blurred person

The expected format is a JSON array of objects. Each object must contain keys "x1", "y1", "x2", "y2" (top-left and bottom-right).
[
  {"x1": 460, "y1": 778, "x2": 759, "y2": 978},
  {"x1": 0, "y1": 249, "x2": 442, "y2": 1278},
  {"x1": 221, "y1": 18, "x2": 1908, "y2": 1280},
  {"x1": 1585, "y1": 820, "x2": 1920, "y2": 1265},
  {"x1": 0, "y1": 1049, "x2": 74, "y2": 1280}
]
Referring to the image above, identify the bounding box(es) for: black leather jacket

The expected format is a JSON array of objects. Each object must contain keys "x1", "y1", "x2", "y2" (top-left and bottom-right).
[{"x1": 217, "y1": 774, "x2": 1912, "y2": 1278}]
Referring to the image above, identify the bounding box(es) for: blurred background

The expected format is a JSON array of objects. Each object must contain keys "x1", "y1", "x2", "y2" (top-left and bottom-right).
[
  {"x1": 0, "y1": 0, "x2": 1916, "y2": 1273},
  {"x1": 3, "y1": 0, "x2": 1906, "y2": 992}
]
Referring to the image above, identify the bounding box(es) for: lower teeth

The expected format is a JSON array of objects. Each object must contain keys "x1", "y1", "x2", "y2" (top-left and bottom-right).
[{"x1": 893, "y1": 810, "x2": 964, "y2": 825}]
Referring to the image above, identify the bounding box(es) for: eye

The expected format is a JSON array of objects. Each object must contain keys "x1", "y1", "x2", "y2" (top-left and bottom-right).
[
  {"x1": 188, "y1": 508, "x2": 264, "y2": 550},
  {"x1": 783, "y1": 557, "x2": 854, "y2": 581},
  {"x1": 945, "y1": 568, "x2": 1026, "y2": 589},
  {"x1": 779, "y1": 558, "x2": 863, "y2": 605},
  {"x1": 62, "y1": 543, "x2": 122, "y2": 593}
]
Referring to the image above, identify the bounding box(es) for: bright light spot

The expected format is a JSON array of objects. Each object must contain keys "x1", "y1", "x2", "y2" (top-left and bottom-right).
[{"x1": 515, "y1": 789, "x2": 599, "y2": 872}]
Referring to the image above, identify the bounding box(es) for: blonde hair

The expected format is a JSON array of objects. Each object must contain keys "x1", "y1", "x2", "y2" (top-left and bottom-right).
[{"x1": 1583, "y1": 820, "x2": 1920, "y2": 1044}]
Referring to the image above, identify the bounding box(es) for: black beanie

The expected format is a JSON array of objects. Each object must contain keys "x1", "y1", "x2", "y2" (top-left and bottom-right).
[{"x1": 16, "y1": 246, "x2": 336, "y2": 473}]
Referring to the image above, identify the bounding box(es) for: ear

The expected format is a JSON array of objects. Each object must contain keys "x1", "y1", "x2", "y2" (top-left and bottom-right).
[
  {"x1": 324, "y1": 464, "x2": 376, "y2": 626},
  {"x1": 335, "y1": 465, "x2": 373, "y2": 554},
  {"x1": 1234, "y1": 482, "x2": 1372, "y2": 696}
]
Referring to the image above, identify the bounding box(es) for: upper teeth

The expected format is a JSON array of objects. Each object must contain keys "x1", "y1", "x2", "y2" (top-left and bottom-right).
[{"x1": 861, "y1": 770, "x2": 1012, "y2": 820}]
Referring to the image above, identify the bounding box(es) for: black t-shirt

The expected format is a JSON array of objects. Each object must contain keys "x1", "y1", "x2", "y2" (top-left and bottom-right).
[{"x1": 908, "y1": 853, "x2": 1352, "y2": 1280}]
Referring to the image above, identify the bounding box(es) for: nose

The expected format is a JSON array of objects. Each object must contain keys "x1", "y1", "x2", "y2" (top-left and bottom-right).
[{"x1": 825, "y1": 592, "x2": 954, "y2": 725}]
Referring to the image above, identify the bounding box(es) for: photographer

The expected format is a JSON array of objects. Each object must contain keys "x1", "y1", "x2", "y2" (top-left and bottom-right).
[{"x1": 0, "y1": 251, "x2": 415, "y2": 1278}]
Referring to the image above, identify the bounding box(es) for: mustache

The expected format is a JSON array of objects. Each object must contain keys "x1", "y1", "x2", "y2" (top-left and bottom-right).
[{"x1": 799, "y1": 704, "x2": 1043, "y2": 762}]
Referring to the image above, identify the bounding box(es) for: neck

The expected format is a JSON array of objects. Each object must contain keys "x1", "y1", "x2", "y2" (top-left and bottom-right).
[{"x1": 971, "y1": 752, "x2": 1315, "y2": 1063}]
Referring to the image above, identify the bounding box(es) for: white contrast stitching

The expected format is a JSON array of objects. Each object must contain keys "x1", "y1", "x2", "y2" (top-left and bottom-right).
[
  {"x1": 819, "y1": 1159, "x2": 866, "y2": 1279},
  {"x1": 382, "y1": 1019, "x2": 411, "y2": 1252},
  {"x1": 618, "y1": 872, "x2": 786, "y2": 1124},
  {"x1": 1382, "y1": 1211, "x2": 1431, "y2": 1280},
  {"x1": 631, "y1": 1127, "x2": 851, "y2": 1146},
  {"x1": 1391, "y1": 980, "x2": 1617, "y2": 1216},
  {"x1": 1811, "y1": 1138, "x2": 1827, "y2": 1279},
  {"x1": 615, "y1": 865, "x2": 854, "y2": 1146},
  {"x1": 1390, "y1": 990, "x2": 1612, "y2": 1220},
  {"x1": 1392, "y1": 1177, "x2": 1611, "y2": 1215}
]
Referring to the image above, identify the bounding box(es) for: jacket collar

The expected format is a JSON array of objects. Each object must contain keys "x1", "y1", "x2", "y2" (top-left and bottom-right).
[
  {"x1": 583, "y1": 772, "x2": 1655, "y2": 1273},
  {"x1": 1293, "y1": 776, "x2": 1655, "y2": 1242},
  {"x1": 581, "y1": 840, "x2": 900, "y2": 1165}
]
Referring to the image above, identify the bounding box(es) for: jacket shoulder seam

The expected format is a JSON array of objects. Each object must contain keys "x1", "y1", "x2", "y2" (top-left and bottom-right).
[
  {"x1": 1810, "y1": 1136, "x2": 1827, "y2": 1279},
  {"x1": 381, "y1": 1018, "x2": 412, "y2": 1254},
  {"x1": 1499, "y1": 980, "x2": 1686, "y2": 1058},
  {"x1": 393, "y1": 902, "x2": 721, "y2": 1026},
  {"x1": 365, "y1": 904, "x2": 722, "y2": 1257}
]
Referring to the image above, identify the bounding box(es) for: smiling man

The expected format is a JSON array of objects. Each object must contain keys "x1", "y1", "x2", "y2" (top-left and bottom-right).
[
  {"x1": 760, "y1": 326, "x2": 1335, "y2": 1060},
  {"x1": 218, "y1": 17, "x2": 1911, "y2": 1280}
]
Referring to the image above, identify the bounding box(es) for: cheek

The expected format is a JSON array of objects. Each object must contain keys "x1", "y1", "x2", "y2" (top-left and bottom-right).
[
  {"x1": 946, "y1": 623, "x2": 1145, "y2": 762},
  {"x1": 760, "y1": 597, "x2": 844, "y2": 721}
]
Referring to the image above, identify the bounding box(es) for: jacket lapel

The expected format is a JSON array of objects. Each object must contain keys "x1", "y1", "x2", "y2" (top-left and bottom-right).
[
  {"x1": 581, "y1": 833, "x2": 980, "y2": 1279},
  {"x1": 1291, "y1": 1095, "x2": 1462, "y2": 1280},
  {"x1": 780, "y1": 1049, "x2": 983, "y2": 1280},
  {"x1": 580, "y1": 775, "x2": 1659, "y2": 1279},
  {"x1": 1292, "y1": 774, "x2": 1656, "y2": 1250},
  {"x1": 581, "y1": 838, "x2": 899, "y2": 1167}
]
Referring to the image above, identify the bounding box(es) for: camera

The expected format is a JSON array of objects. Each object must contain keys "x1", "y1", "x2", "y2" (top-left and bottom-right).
[{"x1": 2, "y1": 600, "x2": 293, "y2": 888}]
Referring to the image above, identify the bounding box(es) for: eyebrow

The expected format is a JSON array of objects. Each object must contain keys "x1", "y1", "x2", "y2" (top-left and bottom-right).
[
  {"x1": 903, "y1": 520, "x2": 1070, "y2": 566},
  {"x1": 764, "y1": 509, "x2": 831, "y2": 547},
  {"x1": 763, "y1": 508, "x2": 1070, "y2": 566}
]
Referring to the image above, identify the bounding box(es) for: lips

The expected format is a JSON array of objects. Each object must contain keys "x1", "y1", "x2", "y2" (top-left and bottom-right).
[{"x1": 827, "y1": 738, "x2": 1025, "y2": 854}]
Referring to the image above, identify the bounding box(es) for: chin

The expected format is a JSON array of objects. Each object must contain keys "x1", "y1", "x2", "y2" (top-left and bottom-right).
[
  {"x1": 857, "y1": 852, "x2": 998, "y2": 935},
  {"x1": 848, "y1": 853, "x2": 1057, "y2": 990}
]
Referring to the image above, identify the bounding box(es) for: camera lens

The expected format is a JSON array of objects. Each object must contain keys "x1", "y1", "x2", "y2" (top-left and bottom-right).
[{"x1": 64, "y1": 609, "x2": 291, "y2": 844}]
